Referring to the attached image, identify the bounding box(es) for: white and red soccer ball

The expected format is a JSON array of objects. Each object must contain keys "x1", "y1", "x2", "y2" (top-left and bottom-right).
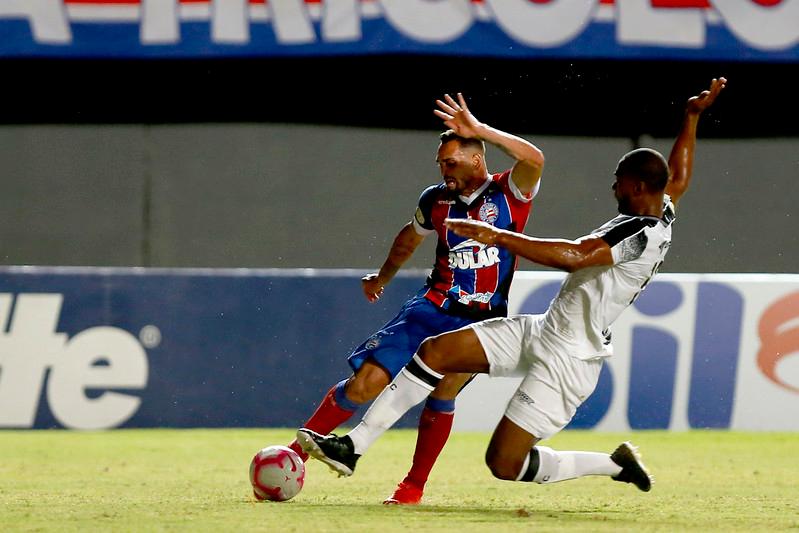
[{"x1": 249, "y1": 445, "x2": 305, "y2": 502}]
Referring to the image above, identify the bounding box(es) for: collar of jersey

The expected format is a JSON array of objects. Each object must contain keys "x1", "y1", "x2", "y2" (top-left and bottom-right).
[{"x1": 458, "y1": 177, "x2": 492, "y2": 206}]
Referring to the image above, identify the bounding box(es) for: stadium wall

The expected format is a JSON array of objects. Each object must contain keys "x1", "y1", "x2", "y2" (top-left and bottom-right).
[
  {"x1": 0, "y1": 124, "x2": 797, "y2": 273},
  {"x1": 0, "y1": 268, "x2": 797, "y2": 432}
]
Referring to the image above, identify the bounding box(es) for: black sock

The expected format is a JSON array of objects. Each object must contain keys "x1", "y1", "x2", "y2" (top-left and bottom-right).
[{"x1": 519, "y1": 448, "x2": 540, "y2": 482}]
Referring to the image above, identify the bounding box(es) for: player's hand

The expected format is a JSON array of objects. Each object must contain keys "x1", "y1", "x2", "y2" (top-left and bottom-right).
[
  {"x1": 686, "y1": 77, "x2": 726, "y2": 115},
  {"x1": 445, "y1": 218, "x2": 501, "y2": 245},
  {"x1": 361, "y1": 273, "x2": 385, "y2": 303},
  {"x1": 434, "y1": 93, "x2": 483, "y2": 139}
]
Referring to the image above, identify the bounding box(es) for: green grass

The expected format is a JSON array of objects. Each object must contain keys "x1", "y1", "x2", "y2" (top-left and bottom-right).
[{"x1": 1, "y1": 429, "x2": 797, "y2": 532}]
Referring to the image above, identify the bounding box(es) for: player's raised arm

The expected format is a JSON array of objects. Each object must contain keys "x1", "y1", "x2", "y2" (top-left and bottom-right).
[
  {"x1": 435, "y1": 92, "x2": 544, "y2": 196},
  {"x1": 666, "y1": 77, "x2": 727, "y2": 206},
  {"x1": 362, "y1": 222, "x2": 426, "y2": 302},
  {"x1": 445, "y1": 218, "x2": 612, "y2": 273}
]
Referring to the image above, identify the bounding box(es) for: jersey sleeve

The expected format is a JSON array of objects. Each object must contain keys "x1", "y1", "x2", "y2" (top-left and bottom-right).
[
  {"x1": 663, "y1": 194, "x2": 676, "y2": 225},
  {"x1": 412, "y1": 185, "x2": 438, "y2": 236},
  {"x1": 598, "y1": 218, "x2": 651, "y2": 264},
  {"x1": 499, "y1": 169, "x2": 540, "y2": 203}
]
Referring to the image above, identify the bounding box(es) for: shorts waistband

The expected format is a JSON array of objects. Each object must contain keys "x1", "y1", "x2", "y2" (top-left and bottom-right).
[{"x1": 424, "y1": 291, "x2": 506, "y2": 321}]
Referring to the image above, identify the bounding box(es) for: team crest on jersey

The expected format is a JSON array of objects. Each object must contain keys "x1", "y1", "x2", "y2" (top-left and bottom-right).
[{"x1": 479, "y1": 202, "x2": 499, "y2": 224}]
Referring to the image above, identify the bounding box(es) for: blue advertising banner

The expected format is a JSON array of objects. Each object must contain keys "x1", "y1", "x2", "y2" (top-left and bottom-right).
[
  {"x1": 1, "y1": 0, "x2": 798, "y2": 61},
  {"x1": 2, "y1": 268, "x2": 798, "y2": 431},
  {"x1": 0, "y1": 267, "x2": 428, "y2": 430}
]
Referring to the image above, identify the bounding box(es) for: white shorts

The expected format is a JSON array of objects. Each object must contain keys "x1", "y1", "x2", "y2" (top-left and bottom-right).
[{"x1": 470, "y1": 314, "x2": 604, "y2": 439}]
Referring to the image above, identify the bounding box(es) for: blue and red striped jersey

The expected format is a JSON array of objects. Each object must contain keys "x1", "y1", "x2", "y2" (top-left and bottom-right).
[{"x1": 412, "y1": 170, "x2": 534, "y2": 318}]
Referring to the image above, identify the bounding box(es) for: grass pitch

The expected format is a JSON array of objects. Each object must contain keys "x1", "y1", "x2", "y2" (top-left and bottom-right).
[{"x1": 1, "y1": 429, "x2": 797, "y2": 532}]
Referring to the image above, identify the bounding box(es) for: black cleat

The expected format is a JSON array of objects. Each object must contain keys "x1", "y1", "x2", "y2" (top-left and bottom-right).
[
  {"x1": 296, "y1": 428, "x2": 360, "y2": 477},
  {"x1": 611, "y1": 441, "x2": 653, "y2": 492}
]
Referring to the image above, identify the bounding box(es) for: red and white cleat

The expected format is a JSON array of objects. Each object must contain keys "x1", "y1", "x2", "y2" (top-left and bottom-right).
[
  {"x1": 383, "y1": 480, "x2": 424, "y2": 505},
  {"x1": 287, "y1": 439, "x2": 310, "y2": 462}
]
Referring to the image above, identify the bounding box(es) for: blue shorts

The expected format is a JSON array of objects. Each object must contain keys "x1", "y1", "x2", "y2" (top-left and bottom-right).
[{"x1": 347, "y1": 292, "x2": 476, "y2": 378}]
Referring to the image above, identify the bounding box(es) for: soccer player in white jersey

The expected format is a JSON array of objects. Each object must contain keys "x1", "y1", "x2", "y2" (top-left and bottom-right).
[{"x1": 298, "y1": 77, "x2": 726, "y2": 494}]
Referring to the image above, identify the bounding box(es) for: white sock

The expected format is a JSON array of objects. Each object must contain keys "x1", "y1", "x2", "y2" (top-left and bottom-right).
[
  {"x1": 532, "y1": 446, "x2": 622, "y2": 484},
  {"x1": 347, "y1": 355, "x2": 443, "y2": 455}
]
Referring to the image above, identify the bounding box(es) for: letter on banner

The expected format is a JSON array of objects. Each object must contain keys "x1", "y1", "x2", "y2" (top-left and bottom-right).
[
  {"x1": 323, "y1": 0, "x2": 361, "y2": 42},
  {"x1": 141, "y1": 0, "x2": 179, "y2": 44},
  {"x1": 213, "y1": 0, "x2": 249, "y2": 44},
  {"x1": 688, "y1": 283, "x2": 743, "y2": 428},
  {"x1": 627, "y1": 282, "x2": 684, "y2": 430},
  {"x1": 628, "y1": 327, "x2": 678, "y2": 429},
  {"x1": 617, "y1": 0, "x2": 704, "y2": 48},
  {"x1": 714, "y1": 0, "x2": 799, "y2": 50},
  {"x1": 48, "y1": 327, "x2": 149, "y2": 430},
  {"x1": 269, "y1": 0, "x2": 316, "y2": 44},
  {"x1": 485, "y1": 0, "x2": 595, "y2": 47},
  {"x1": 380, "y1": 0, "x2": 473, "y2": 43},
  {"x1": 757, "y1": 291, "x2": 799, "y2": 393},
  {"x1": 0, "y1": 295, "x2": 66, "y2": 427},
  {"x1": 0, "y1": 0, "x2": 71, "y2": 43}
]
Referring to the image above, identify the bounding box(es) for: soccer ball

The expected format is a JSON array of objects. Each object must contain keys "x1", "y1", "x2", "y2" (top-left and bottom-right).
[{"x1": 249, "y1": 445, "x2": 306, "y2": 502}]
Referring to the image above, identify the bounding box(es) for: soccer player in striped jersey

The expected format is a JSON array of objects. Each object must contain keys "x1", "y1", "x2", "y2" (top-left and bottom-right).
[
  {"x1": 287, "y1": 92, "x2": 545, "y2": 505},
  {"x1": 298, "y1": 78, "x2": 726, "y2": 494}
]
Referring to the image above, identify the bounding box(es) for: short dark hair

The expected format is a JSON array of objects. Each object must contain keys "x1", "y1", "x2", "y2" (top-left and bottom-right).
[
  {"x1": 439, "y1": 130, "x2": 485, "y2": 153},
  {"x1": 614, "y1": 148, "x2": 669, "y2": 191}
]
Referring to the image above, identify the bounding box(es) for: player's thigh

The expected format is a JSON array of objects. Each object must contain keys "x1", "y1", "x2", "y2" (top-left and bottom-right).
[
  {"x1": 418, "y1": 326, "x2": 490, "y2": 374},
  {"x1": 470, "y1": 315, "x2": 539, "y2": 377}
]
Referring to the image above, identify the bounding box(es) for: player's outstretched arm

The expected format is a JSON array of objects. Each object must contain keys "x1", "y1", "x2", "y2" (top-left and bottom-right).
[
  {"x1": 666, "y1": 77, "x2": 727, "y2": 206},
  {"x1": 445, "y1": 218, "x2": 612, "y2": 272},
  {"x1": 434, "y1": 92, "x2": 544, "y2": 196},
  {"x1": 362, "y1": 222, "x2": 425, "y2": 302}
]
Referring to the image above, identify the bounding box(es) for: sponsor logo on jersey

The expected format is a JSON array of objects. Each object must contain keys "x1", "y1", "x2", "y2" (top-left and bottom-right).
[
  {"x1": 448, "y1": 286, "x2": 495, "y2": 305},
  {"x1": 448, "y1": 239, "x2": 501, "y2": 270},
  {"x1": 437, "y1": 200, "x2": 456, "y2": 205},
  {"x1": 457, "y1": 291, "x2": 494, "y2": 305},
  {"x1": 479, "y1": 202, "x2": 499, "y2": 224}
]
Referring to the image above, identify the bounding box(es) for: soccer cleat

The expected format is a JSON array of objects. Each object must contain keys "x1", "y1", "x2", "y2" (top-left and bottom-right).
[
  {"x1": 383, "y1": 480, "x2": 424, "y2": 505},
  {"x1": 296, "y1": 428, "x2": 360, "y2": 477},
  {"x1": 610, "y1": 441, "x2": 654, "y2": 492},
  {"x1": 287, "y1": 439, "x2": 310, "y2": 462}
]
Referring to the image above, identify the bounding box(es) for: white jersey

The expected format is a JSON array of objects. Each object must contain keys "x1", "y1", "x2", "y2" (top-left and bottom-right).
[{"x1": 539, "y1": 195, "x2": 676, "y2": 360}]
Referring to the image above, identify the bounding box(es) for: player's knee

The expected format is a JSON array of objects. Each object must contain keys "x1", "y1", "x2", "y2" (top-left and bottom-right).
[
  {"x1": 417, "y1": 336, "x2": 447, "y2": 372},
  {"x1": 484, "y1": 446, "x2": 522, "y2": 481},
  {"x1": 345, "y1": 373, "x2": 388, "y2": 404}
]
